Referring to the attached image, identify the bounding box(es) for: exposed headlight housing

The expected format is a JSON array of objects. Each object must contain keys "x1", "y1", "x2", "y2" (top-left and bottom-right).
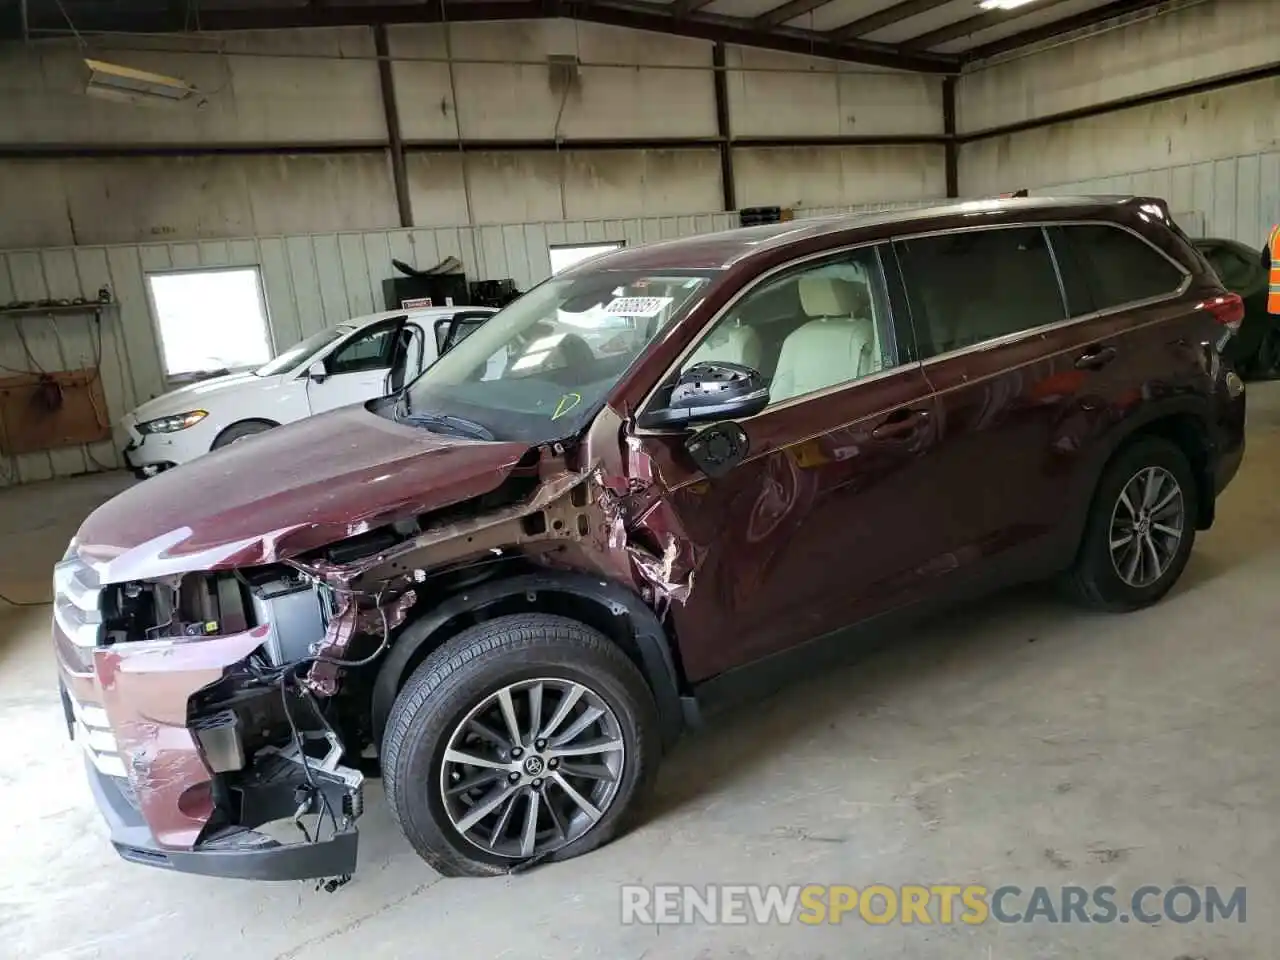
[{"x1": 138, "y1": 410, "x2": 208, "y2": 434}]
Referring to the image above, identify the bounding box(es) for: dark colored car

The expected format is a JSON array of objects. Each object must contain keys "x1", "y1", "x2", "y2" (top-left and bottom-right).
[
  {"x1": 54, "y1": 196, "x2": 1246, "y2": 882},
  {"x1": 1192, "y1": 237, "x2": 1279, "y2": 378}
]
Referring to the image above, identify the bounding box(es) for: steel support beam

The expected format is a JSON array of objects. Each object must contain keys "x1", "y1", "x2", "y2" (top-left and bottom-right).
[
  {"x1": 712, "y1": 42, "x2": 736, "y2": 212},
  {"x1": 567, "y1": 3, "x2": 957, "y2": 73},
  {"x1": 958, "y1": 59, "x2": 1280, "y2": 143},
  {"x1": 11, "y1": 1, "x2": 542, "y2": 37},
  {"x1": 673, "y1": 0, "x2": 718, "y2": 16},
  {"x1": 901, "y1": 0, "x2": 1073, "y2": 50},
  {"x1": 964, "y1": 0, "x2": 1171, "y2": 62},
  {"x1": 942, "y1": 74, "x2": 957, "y2": 198},
  {"x1": 0, "y1": 132, "x2": 954, "y2": 161},
  {"x1": 374, "y1": 24, "x2": 413, "y2": 228},
  {"x1": 753, "y1": 0, "x2": 839, "y2": 31},
  {"x1": 9, "y1": 0, "x2": 958, "y2": 72},
  {"x1": 829, "y1": 0, "x2": 954, "y2": 43}
]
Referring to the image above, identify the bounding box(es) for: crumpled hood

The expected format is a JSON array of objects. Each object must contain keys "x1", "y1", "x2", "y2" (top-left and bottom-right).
[
  {"x1": 129, "y1": 371, "x2": 271, "y2": 422},
  {"x1": 78, "y1": 404, "x2": 534, "y2": 583}
]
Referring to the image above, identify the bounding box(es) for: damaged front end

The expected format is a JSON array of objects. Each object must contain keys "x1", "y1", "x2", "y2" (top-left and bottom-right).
[
  {"x1": 54, "y1": 433, "x2": 696, "y2": 882},
  {"x1": 55, "y1": 554, "x2": 368, "y2": 881}
]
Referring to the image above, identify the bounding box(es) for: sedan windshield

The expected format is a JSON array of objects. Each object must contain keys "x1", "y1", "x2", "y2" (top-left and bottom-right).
[
  {"x1": 399, "y1": 269, "x2": 714, "y2": 442},
  {"x1": 255, "y1": 326, "x2": 350, "y2": 376}
]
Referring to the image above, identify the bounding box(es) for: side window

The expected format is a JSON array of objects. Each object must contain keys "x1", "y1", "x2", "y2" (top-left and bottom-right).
[
  {"x1": 680, "y1": 246, "x2": 898, "y2": 406},
  {"x1": 1059, "y1": 224, "x2": 1186, "y2": 313},
  {"x1": 435, "y1": 311, "x2": 493, "y2": 356},
  {"x1": 326, "y1": 321, "x2": 401, "y2": 375},
  {"x1": 896, "y1": 227, "x2": 1064, "y2": 359}
]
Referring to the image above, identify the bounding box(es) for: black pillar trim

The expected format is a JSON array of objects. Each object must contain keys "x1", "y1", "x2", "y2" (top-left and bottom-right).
[{"x1": 943, "y1": 75, "x2": 958, "y2": 198}]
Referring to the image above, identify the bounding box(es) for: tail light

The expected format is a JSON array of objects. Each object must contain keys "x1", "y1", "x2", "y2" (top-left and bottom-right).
[{"x1": 1197, "y1": 292, "x2": 1245, "y2": 333}]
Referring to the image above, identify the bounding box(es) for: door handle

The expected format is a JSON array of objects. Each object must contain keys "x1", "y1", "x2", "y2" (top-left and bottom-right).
[
  {"x1": 871, "y1": 407, "x2": 930, "y2": 440},
  {"x1": 1074, "y1": 345, "x2": 1118, "y2": 370}
]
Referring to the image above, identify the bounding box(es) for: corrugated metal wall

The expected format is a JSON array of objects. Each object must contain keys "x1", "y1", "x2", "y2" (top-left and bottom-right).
[
  {"x1": 1036, "y1": 150, "x2": 1280, "y2": 248},
  {"x1": 0, "y1": 200, "x2": 933, "y2": 487},
  {"x1": 1032, "y1": 150, "x2": 1280, "y2": 247}
]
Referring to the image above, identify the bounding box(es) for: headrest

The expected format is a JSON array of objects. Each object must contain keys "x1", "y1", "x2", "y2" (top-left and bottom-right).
[{"x1": 799, "y1": 276, "x2": 866, "y2": 318}]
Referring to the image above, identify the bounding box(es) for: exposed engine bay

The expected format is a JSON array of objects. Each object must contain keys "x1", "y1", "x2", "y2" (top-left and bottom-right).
[
  {"x1": 98, "y1": 564, "x2": 376, "y2": 886},
  {"x1": 61, "y1": 430, "x2": 696, "y2": 885}
]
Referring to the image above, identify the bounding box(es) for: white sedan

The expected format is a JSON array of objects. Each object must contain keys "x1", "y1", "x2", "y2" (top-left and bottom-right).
[{"x1": 119, "y1": 305, "x2": 495, "y2": 475}]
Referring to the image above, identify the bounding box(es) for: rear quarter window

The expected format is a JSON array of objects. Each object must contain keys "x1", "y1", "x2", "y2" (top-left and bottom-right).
[
  {"x1": 895, "y1": 226, "x2": 1065, "y2": 358},
  {"x1": 1057, "y1": 224, "x2": 1187, "y2": 316}
]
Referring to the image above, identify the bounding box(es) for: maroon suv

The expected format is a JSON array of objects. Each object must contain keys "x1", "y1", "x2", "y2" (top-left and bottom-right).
[{"x1": 54, "y1": 197, "x2": 1246, "y2": 881}]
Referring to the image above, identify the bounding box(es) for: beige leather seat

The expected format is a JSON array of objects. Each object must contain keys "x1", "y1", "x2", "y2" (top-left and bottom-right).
[
  {"x1": 770, "y1": 277, "x2": 877, "y2": 403},
  {"x1": 685, "y1": 319, "x2": 763, "y2": 371}
]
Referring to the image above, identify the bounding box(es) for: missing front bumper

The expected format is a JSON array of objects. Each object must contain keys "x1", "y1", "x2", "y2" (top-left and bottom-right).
[{"x1": 87, "y1": 752, "x2": 362, "y2": 882}]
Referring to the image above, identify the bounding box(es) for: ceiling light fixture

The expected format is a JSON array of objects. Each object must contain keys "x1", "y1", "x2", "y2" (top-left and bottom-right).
[
  {"x1": 84, "y1": 59, "x2": 196, "y2": 104},
  {"x1": 978, "y1": 0, "x2": 1040, "y2": 10}
]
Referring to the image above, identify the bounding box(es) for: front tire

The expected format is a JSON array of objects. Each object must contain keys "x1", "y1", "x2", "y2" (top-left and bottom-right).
[
  {"x1": 1062, "y1": 436, "x2": 1197, "y2": 611},
  {"x1": 211, "y1": 419, "x2": 275, "y2": 449},
  {"x1": 381, "y1": 613, "x2": 659, "y2": 877}
]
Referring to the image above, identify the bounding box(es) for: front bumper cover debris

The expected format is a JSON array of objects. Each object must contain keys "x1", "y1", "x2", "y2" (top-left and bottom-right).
[{"x1": 87, "y1": 752, "x2": 360, "y2": 881}]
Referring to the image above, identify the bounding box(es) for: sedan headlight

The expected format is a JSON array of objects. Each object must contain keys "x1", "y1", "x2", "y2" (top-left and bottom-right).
[{"x1": 138, "y1": 410, "x2": 208, "y2": 434}]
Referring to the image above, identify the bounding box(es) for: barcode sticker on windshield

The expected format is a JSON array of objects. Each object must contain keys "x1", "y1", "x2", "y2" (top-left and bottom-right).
[{"x1": 602, "y1": 296, "x2": 673, "y2": 318}]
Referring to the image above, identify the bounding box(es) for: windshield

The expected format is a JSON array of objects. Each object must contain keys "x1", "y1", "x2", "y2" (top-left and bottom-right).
[
  {"x1": 399, "y1": 269, "x2": 714, "y2": 442},
  {"x1": 255, "y1": 326, "x2": 349, "y2": 376}
]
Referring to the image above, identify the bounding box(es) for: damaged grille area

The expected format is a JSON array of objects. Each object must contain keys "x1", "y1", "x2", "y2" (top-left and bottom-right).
[
  {"x1": 52, "y1": 555, "x2": 103, "y2": 654},
  {"x1": 52, "y1": 555, "x2": 126, "y2": 780}
]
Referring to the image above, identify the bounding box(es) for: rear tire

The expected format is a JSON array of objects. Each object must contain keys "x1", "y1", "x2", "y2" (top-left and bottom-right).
[
  {"x1": 381, "y1": 613, "x2": 659, "y2": 878},
  {"x1": 1062, "y1": 436, "x2": 1197, "y2": 611}
]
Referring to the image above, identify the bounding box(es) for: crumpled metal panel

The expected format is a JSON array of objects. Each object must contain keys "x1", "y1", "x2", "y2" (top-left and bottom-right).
[{"x1": 93, "y1": 627, "x2": 269, "y2": 849}]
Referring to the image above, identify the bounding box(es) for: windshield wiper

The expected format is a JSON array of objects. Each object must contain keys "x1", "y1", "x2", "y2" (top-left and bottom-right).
[{"x1": 399, "y1": 410, "x2": 496, "y2": 442}]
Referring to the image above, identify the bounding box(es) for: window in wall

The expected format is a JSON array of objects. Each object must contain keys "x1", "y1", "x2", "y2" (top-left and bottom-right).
[
  {"x1": 549, "y1": 242, "x2": 623, "y2": 275},
  {"x1": 896, "y1": 227, "x2": 1065, "y2": 359},
  {"x1": 681, "y1": 246, "x2": 897, "y2": 406},
  {"x1": 1057, "y1": 224, "x2": 1187, "y2": 315},
  {"x1": 146, "y1": 267, "x2": 272, "y2": 378}
]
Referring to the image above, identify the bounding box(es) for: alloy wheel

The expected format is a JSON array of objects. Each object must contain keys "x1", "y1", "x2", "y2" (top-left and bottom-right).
[
  {"x1": 1108, "y1": 465, "x2": 1185, "y2": 588},
  {"x1": 439, "y1": 678, "x2": 626, "y2": 859}
]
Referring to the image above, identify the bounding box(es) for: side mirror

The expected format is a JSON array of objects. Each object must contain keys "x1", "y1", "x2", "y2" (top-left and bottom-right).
[
  {"x1": 639, "y1": 361, "x2": 769, "y2": 429},
  {"x1": 684, "y1": 421, "x2": 750, "y2": 478},
  {"x1": 308, "y1": 360, "x2": 328, "y2": 384}
]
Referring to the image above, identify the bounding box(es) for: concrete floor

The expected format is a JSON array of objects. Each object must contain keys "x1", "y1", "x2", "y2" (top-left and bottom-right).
[{"x1": 3, "y1": 386, "x2": 1279, "y2": 960}]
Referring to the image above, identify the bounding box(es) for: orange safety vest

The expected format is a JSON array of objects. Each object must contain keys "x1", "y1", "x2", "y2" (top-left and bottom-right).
[{"x1": 1269, "y1": 223, "x2": 1280, "y2": 315}]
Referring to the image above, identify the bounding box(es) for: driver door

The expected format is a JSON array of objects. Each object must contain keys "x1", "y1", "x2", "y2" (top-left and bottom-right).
[
  {"x1": 434, "y1": 310, "x2": 496, "y2": 358},
  {"x1": 306, "y1": 317, "x2": 405, "y2": 414},
  {"x1": 629, "y1": 245, "x2": 947, "y2": 682}
]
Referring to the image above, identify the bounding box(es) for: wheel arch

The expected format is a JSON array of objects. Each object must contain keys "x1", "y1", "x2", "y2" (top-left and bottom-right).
[
  {"x1": 371, "y1": 570, "x2": 687, "y2": 751},
  {"x1": 1068, "y1": 399, "x2": 1217, "y2": 567},
  {"x1": 1126, "y1": 412, "x2": 1215, "y2": 529},
  {"x1": 211, "y1": 417, "x2": 279, "y2": 449}
]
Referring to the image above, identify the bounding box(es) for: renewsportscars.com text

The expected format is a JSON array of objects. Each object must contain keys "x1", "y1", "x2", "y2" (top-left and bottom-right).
[{"x1": 620, "y1": 884, "x2": 1246, "y2": 926}]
